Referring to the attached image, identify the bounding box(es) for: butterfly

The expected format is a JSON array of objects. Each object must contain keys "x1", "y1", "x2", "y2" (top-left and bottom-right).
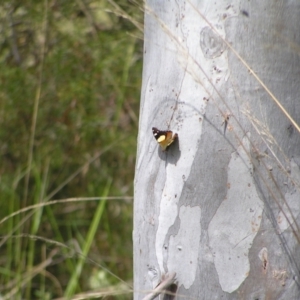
[{"x1": 152, "y1": 127, "x2": 178, "y2": 151}]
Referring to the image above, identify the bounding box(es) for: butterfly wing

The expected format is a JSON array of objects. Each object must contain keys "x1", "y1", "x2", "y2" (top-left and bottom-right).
[{"x1": 152, "y1": 127, "x2": 177, "y2": 151}]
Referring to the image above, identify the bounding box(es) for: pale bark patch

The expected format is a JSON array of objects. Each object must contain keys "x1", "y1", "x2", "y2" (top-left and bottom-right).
[{"x1": 208, "y1": 134, "x2": 264, "y2": 293}]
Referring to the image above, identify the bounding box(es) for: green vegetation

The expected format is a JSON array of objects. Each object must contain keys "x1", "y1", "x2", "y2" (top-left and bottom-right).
[{"x1": 0, "y1": 1, "x2": 142, "y2": 299}]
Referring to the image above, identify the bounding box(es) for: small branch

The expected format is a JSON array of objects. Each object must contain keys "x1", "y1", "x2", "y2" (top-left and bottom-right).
[{"x1": 142, "y1": 272, "x2": 176, "y2": 300}]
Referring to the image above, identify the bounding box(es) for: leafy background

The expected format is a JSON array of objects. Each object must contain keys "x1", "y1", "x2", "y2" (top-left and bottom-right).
[{"x1": 0, "y1": 0, "x2": 142, "y2": 299}]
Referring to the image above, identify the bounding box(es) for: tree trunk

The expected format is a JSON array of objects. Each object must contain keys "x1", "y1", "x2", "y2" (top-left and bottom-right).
[{"x1": 134, "y1": 0, "x2": 300, "y2": 299}]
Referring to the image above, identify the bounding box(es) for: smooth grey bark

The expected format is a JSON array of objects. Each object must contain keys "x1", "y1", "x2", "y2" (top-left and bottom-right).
[{"x1": 134, "y1": 0, "x2": 300, "y2": 299}]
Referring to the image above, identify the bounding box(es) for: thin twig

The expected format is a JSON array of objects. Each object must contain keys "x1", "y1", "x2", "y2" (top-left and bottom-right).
[{"x1": 142, "y1": 272, "x2": 176, "y2": 300}]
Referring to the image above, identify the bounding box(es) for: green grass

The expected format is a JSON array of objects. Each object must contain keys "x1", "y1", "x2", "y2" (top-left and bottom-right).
[{"x1": 0, "y1": 1, "x2": 142, "y2": 298}]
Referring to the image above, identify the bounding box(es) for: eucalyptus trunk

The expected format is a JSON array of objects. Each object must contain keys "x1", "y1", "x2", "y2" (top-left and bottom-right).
[{"x1": 134, "y1": 1, "x2": 300, "y2": 299}]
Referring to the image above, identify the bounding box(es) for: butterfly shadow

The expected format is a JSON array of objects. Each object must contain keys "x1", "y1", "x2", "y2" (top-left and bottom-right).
[{"x1": 158, "y1": 137, "x2": 181, "y2": 165}]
